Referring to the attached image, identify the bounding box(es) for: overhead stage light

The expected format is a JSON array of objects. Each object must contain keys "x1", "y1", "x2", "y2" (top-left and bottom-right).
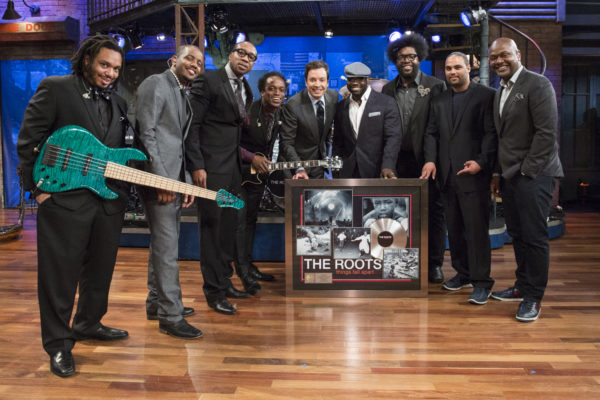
[
  {"x1": 235, "y1": 32, "x2": 246, "y2": 44},
  {"x1": 209, "y1": 9, "x2": 229, "y2": 33},
  {"x1": 404, "y1": 30, "x2": 414, "y2": 36},
  {"x1": 460, "y1": 6, "x2": 487, "y2": 27},
  {"x1": 156, "y1": 32, "x2": 167, "y2": 42},
  {"x1": 23, "y1": 0, "x2": 40, "y2": 16},
  {"x1": 431, "y1": 34, "x2": 441, "y2": 43},
  {"x1": 388, "y1": 30, "x2": 402, "y2": 42},
  {"x1": 2, "y1": 0, "x2": 22, "y2": 20},
  {"x1": 114, "y1": 34, "x2": 126, "y2": 48},
  {"x1": 324, "y1": 29, "x2": 333, "y2": 39}
]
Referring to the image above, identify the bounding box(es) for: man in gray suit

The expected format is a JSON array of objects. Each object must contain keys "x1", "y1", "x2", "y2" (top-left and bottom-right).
[
  {"x1": 131, "y1": 45, "x2": 203, "y2": 338},
  {"x1": 488, "y1": 38, "x2": 564, "y2": 322},
  {"x1": 280, "y1": 60, "x2": 338, "y2": 179}
]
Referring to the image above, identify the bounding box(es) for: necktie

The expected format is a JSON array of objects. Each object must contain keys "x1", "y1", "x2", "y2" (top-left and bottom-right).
[
  {"x1": 234, "y1": 79, "x2": 247, "y2": 124},
  {"x1": 316, "y1": 100, "x2": 325, "y2": 138}
]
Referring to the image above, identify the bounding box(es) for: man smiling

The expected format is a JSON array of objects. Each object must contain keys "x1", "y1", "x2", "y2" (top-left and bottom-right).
[{"x1": 280, "y1": 60, "x2": 338, "y2": 179}]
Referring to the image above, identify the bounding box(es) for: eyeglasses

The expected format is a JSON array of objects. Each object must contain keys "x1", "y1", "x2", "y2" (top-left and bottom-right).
[
  {"x1": 232, "y1": 48, "x2": 257, "y2": 62},
  {"x1": 397, "y1": 54, "x2": 418, "y2": 62}
]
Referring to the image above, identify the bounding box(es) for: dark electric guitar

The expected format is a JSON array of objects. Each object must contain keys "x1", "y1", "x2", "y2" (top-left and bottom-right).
[
  {"x1": 242, "y1": 154, "x2": 343, "y2": 186},
  {"x1": 32, "y1": 125, "x2": 244, "y2": 209}
]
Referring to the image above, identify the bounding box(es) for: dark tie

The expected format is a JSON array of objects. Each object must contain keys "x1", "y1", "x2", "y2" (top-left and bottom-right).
[
  {"x1": 316, "y1": 100, "x2": 325, "y2": 138},
  {"x1": 234, "y1": 79, "x2": 247, "y2": 124}
]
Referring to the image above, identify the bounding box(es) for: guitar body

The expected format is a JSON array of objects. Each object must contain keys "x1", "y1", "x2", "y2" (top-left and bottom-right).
[{"x1": 33, "y1": 125, "x2": 147, "y2": 200}]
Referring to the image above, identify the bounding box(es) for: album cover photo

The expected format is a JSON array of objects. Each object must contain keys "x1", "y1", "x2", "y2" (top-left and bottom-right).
[
  {"x1": 382, "y1": 248, "x2": 420, "y2": 279},
  {"x1": 303, "y1": 189, "x2": 353, "y2": 226},
  {"x1": 362, "y1": 196, "x2": 410, "y2": 235},
  {"x1": 295, "y1": 225, "x2": 332, "y2": 256},
  {"x1": 332, "y1": 227, "x2": 371, "y2": 259}
]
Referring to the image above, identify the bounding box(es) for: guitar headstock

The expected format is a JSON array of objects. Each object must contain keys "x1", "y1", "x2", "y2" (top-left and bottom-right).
[
  {"x1": 323, "y1": 156, "x2": 344, "y2": 171},
  {"x1": 216, "y1": 189, "x2": 245, "y2": 209}
]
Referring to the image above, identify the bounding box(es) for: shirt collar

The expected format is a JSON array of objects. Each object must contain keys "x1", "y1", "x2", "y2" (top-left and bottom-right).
[
  {"x1": 396, "y1": 70, "x2": 422, "y2": 88},
  {"x1": 308, "y1": 92, "x2": 325, "y2": 106},
  {"x1": 500, "y1": 65, "x2": 524, "y2": 89},
  {"x1": 225, "y1": 63, "x2": 241, "y2": 81},
  {"x1": 349, "y1": 86, "x2": 371, "y2": 105}
]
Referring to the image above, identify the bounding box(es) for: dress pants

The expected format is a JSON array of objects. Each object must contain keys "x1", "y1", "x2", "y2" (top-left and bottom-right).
[
  {"x1": 501, "y1": 174, "x2": 555, "y2": 302},
  {"x1": 397, "y1": 150, "x2": 446, "y2": 271},
  {"x1": 140, "y1": 192, "x2": 184, "y2": 323},
  {"x1": 234, "y1": 180, "x2": 265, "y2": 273},
  {"x1": 441, "y1": 179, "x2": 494, "y2": 289},
  {"x1": 37, "y1": 193, "x2": 123, "y2": 355}
]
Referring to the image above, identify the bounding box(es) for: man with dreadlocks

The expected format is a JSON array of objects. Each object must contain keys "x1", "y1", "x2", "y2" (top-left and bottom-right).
[{"x1": 17, "y1": 34, "x2": 130, "y2": 378}]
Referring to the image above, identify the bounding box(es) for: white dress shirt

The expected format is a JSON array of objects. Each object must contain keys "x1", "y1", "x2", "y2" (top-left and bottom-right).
[
  {"x1": 348, "y1": 86, "x2": 371, "y2": 137},
  {"x1": 499, "y1": 65, "x2": 523, "y2": 116}
]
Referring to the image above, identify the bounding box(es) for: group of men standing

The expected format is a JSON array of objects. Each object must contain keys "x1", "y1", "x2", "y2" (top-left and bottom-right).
[{"x1": 16, "y1": 31, "x2": 562, "y2": 378}]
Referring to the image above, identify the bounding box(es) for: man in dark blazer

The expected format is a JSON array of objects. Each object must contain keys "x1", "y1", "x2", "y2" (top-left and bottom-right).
[
  {"x1": 422, "y1": 52, "x2": 497, "y2": 305},
  {"x1": 236, "y1": 72, "x2": 287, "y2": 288},
  {"x1": 186, "y1": 41, "x2": 259, "y2": 315},
  {"x1": 333, "y1": 62, "x2": 402, "y2": 179},
  {"x1": 382, "y1": 33, "x2": 447, "y2": 283},
  {"x1": 131, "y1": 45, "x2": 203, "y2": 339},
  {"x1": 17, "y1": 35, "x2": 130, "y2": 378},
  {"x1": 488, "y1": 38, "x2": 564, "y2": 322},
  {"x1": 279, "y1": 60, "x2": 338, "y2": 179}
]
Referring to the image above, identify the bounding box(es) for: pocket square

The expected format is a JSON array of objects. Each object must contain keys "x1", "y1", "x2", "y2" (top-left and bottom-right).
[{"x1": 368, "y1": 111, "x2": 381, "y2": 117}]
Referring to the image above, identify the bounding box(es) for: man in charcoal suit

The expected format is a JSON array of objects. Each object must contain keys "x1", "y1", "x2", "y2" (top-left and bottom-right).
[
  {"x1": 186, "y1": 41, "x2": 260, "y2": 315},
  {"x1": 488, "y1": 38, "x2": 564, "y2": 322},
  {"x1": 279, "y1": 60, "x2": 338, "y2": 179},
  {"x1": 17, "y1": 35, "x2": 129, "y2": 377},
  {"x1": 421, "y1": 52, "x2": 497, "y2": 305},
  {"x1": 332, "y1": 62, "x2": 402, "y2": 179},
  {"x1": 382, "y1": 33, "x2": 447, "y2": 284},
  {"x1": 131, "y1": 45, "x2": 203, "y2": 338}
]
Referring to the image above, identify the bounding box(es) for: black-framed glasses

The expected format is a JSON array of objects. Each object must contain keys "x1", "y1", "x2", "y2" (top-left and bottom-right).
[
  {"x1": 397, "y1": 54, "x2": 418, "y2": 62},
  {"x1": 232, "y1": 48, "x2": 257, "y2": 62}
]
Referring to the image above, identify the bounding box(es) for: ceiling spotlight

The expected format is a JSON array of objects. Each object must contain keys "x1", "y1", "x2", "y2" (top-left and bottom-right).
[
  {"x1": 23, "y1": 0, "x2": 40, "y2": 15},
  {"x1": 113, "y1": 34, "x2": 126, "y2": 48},
  {"x1": 209, "y1": 9, "x2": 229, "y2": 33},
  {"x1": 126, "y1": 27, "x2": 144, "y2": 50},
  {"x1": 204, "y1": 36, "x2": 208, "y2": 48},
  {"x1": 460, "y1": 6, "x2": 487, "y2": 27},
  {"x1": 2, "y1": 0, "x2": 22, "y2": 20},
  {"x1": 324, "y1": 29, "x2": 333, "y2": 39},
  {"x1": 404, "y1": 30, "x2": 414, "y2": 36},
  {"x1": 156, "y1": 33, "x2": 167, "y2": 41},
  {"x1": 431, "y1": 34, "x2": 441, "y2": 43},
  {"x1": 388, "y1": 30, "x2": 402, "y2": 42},
  {"x1": 235, "y1": 32, "x2": 246, "y2": 44}
]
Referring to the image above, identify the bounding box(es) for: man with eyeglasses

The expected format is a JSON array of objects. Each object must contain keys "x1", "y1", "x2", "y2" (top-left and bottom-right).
[
  {"x1": 382, "y1": 33, "x2": 447, "y2": 285},
  {"x1": 186, "y1": 41, "x2": 259, "y2": 315}
]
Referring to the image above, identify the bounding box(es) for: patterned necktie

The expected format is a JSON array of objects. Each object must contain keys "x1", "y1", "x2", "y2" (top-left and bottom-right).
[
  {"x1": 316, "y1": 100, "x2": 325, "y2": 138},
  {"x1": 235, "y1": 79, "x2": 248, "y2": 125}
]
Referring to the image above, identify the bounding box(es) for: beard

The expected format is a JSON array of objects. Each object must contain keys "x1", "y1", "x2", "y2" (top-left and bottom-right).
[{"x1": 400, "y1": 64, "x2": 420, "y2": 81}]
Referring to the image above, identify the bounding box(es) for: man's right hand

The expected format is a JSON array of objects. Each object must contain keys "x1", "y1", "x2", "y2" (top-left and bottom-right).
[
  {"x1": 490, "y1": 174, "x2": 501, "y2": 196},
  {"x1": 157, "y1": 188, "x2": 176, "y2": 204},
  {"x1": 293, "y1": 170, "x2": 309, "y2": 180},
  {"x1": 192, "y1": 169, "x2": 207, "y2": 188},
  {"x1": 36, "y1": 193, "x2": 51, "y2": 204},
  {"x1": 251, "y1": 155, "x2": 271, "y2": 174},
  {"x1": 420, "y1": 162, "x2": 436, "y2": 180}
]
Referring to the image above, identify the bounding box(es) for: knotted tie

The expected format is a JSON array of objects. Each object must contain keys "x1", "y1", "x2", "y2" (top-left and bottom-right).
[{"x1": 316, "y1": 99, "x2": 325, "y2": 138}]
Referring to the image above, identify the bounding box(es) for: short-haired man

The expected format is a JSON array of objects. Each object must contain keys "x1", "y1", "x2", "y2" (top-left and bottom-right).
[
  {"x1": 235, "y1": 71, "x2": 288, "y2": 288},
  {"x1": 131, "y1": 45, "x2": 203, "y2": 338},
  {"x1": 332, "y1": 62, "x2": 402, "y2": 179},
  {"x1": 488, "y1": 38, "x2": 564, "y2": 322},
  {"x1": 382, "y1": 33, "x2": 447, "y2": 284},
  {"x1": 17, "y1": 34, "x2": 130, "y2": 377},
  {"x1": 422, "y1": 52, "x2": 497, "y2": 304},
  {"x1": 186, "y1": 41, "x2": 259, "y2": 315},
  {"x1": 279, "y1": 60, "x2": 338, "y2": 179}
]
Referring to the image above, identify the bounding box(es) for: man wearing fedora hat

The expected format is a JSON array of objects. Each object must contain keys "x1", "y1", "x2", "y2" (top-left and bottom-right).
[{"x1": 332, "y1": 62, "x2": 402, "y2": 179}]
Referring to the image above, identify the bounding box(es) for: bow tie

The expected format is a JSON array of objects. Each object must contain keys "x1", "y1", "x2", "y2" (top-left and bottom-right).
[{"x1": 83, "y1": 87, "x2": 112, "y2": 101}]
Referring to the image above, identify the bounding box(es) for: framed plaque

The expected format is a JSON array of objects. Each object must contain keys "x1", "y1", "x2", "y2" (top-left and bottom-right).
[{"x1": 285, "y1": 178, "x2": 429, "y2": 297}]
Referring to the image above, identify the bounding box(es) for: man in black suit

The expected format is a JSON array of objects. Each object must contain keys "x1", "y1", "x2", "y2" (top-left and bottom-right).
[
  {"x1": 422, "y1": 52, "x2": 497, "y2": 305},
  {"x1": 280, "y1": 60, "x2": 338, "y2": 179},
  {"x1": 17, "y1": 35, "x2": 130, "y2": 378},
  {"x1": 236, "y1": 72, "x2": 287, "y2": 288},
  {"x1": 382, "y1": 33, "x2": 447, "y2": 284},
  {"x1": 332, "y1": 62, "x2": 402, "y2": 179},
  {"x1": 186, "y1": 41, "x2": 259, "y2": 315},
  {"x1": 488, "y1": 38, "x2": 564, "y2": 322}
]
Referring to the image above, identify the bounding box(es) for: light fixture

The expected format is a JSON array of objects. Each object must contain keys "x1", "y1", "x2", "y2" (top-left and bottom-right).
[
  {"x1": 235, "y1": 32, "x2": 246, "y2": 44},
  {"x1": 208, "y1": 9, "x2": 229, "y2": 33},
  {"x1": 404, "y1": 30, "x2": 414, "y2": 36},
  {"x1": 204, "y1": 36, "x2": 208, "y2": 48},
  {"x1": 460, "y1": 6, "x2": 487, "y2": 27},
  {"x1": 431, "y1": 34, "x2": 441, "y2": 43},
  {"x1": 2, "y1": 0, "x2": 22, "y2": 20},
  {"x1": 324, "y1": 29, "x2": 333, "y2": 39},
  {"x1": 114, "y1": 34, "x2": 126, "y2": 48},
  {"x1": 156, "y1": 32, "x2": 166, "y2": 41},
  {"x1": 126, "y1": 27, "x2": 144, "y2": 50},
  {"x1": 388, "y1": 30, "x2": 402, "y2": 42},
  {"x1": 23, "y1": 0, "x2": 39, "y2": 16}
]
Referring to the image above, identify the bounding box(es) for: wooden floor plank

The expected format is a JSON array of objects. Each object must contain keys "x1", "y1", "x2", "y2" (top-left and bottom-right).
[{"x1": 1, "y1": 209, "x2": 600, "y2": 398}]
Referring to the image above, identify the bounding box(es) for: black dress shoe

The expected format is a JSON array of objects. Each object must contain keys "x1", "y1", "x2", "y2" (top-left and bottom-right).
[
  {"x1": 147, "y1": 306, "x2": 195, "y2": 321},
  {"x1": 240, "y1": 275, "x2": 261, "y2": 296},
  {"x1": 428, "y1": 266, "x2": 444, "y2": 283},
  {"x1": 50, "y1": 350, "x2": 75, "y2": 378},
  {"x1": 159, "y1": 319, "x2": 203, "y2": 339},
  {"x1": 226, "y1": 285, "x2": 250, "y2": 299},
  {"x1": 74, "y1": 324, "x2": 129, "y2": 341},
  {"x1": 208, "y1": 298, "x2": 237, "y2": 315},
  {"x1": 250, "y1": 264, "x2": 275, "y2": 281}
]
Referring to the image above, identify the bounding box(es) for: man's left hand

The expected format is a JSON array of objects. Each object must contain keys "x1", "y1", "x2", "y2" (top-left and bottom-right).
[
  {"x1": 251, "y1": 154, "x2": 271, "y2": 174},
  {"x1": 182, "y1": 194, "x2": 195, "y2": 208},
  {"x1": 456, "y1": 160, "x2": 482, "y2": 175},
  {"x1": 380, "y1": 168, "x2": 397, "y2": 179}
]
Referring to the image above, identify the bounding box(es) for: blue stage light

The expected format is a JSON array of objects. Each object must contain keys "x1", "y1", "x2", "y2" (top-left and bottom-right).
[
  {"x1": 460, "y1": 11, "x2": 472, "y2": 27},
  {"x1": 388, "y1": 31, "x2": 402, "y2": 42},
  {"x1": 431, "y1": 34, "x2": 441, "y2": 43},
  {"x1": 156, "y1": 33, "x2": 166, "y2": 41},
  {"x1": 235, "y1": 32, "x2": 246, "y2": 43}
]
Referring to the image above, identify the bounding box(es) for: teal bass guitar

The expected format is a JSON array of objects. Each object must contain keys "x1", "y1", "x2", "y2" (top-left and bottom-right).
[{"x1": 32, "y1": 125, "x2": 244, "y2": 209}]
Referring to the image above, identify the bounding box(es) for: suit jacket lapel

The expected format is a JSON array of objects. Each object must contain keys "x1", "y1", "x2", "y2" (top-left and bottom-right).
[
  {"x1": 218, "y1": 68, "x2": 239, "y2": 118},
  {"x1": 494, "y1": 88, "x2": 502, "y2": 134},
  {"x1": 76, "y1": 78, "x2": 104, "y2": 139},
  {"x1": 302, "y1": 91, "x2": 319, "y2": 140},
  {"x1": 356, "y1": 97, "x2": 373, "y2": 141}
]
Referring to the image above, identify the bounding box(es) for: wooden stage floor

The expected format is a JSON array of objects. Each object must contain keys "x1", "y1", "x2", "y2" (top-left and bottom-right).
[{"x1": 1, "y1": 208, "x2": 599, "y2": 399}]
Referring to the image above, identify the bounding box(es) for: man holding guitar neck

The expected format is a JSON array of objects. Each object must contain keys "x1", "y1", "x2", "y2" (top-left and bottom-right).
[
  {"x1": 130, "y1": 45, "x2": 204, "y2": 339},
  {"x1": 17, "y1": 35, "x2": 129, "y2": 377},
  {"x1": 236, "y1": 71, "x2": 288, "y2": 288}
]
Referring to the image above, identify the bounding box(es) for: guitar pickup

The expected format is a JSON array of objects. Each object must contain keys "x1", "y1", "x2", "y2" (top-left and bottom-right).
[
  {"x1": 61, "y1": 148, "x2": 72, "y2": 171},
  {"x1": 41, "y1": 144, "x2": 59, "y2": 167},
  {"x1": 82, "y1": 153, "x2": 93, "y2": 176}
]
